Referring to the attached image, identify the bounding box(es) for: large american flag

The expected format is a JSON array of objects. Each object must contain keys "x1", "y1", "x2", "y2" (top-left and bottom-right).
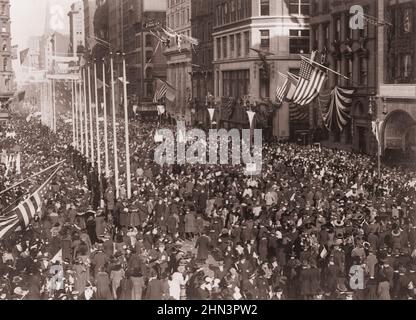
[
  {"x1": 292, "y1": 56, "x2": 327, "y2": 106},
  {"x1": 0, "y1": 165, "x2": 61, "y2": 240}
]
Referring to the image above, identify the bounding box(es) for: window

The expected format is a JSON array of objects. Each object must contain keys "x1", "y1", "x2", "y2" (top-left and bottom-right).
[
  {"x1": 176, "y1": 13, "x2": 179, "y2": 27},
  {"x1": 359, "y1": 6, "x2": 369, "y2": 38},
  {"x1": 145, "y1": 34, "x2": 152, "y2": 47},
  {"x1": 260, "y1": 30, "x2": 270, "y2": 49},
  {"x1": 216, "y1": 38, "x2": 221, "y2": 59},
  {"x1": 322, "y1": 0, "x2": 329, "y2": 13},
  {"x1": 181, "y1": 10, "x2": 185, "y2": 25},
  {"x1": 289, "y1": 29, "x2": 310, "y2": 54},
  {"x1": 186, "y1": 9, "x2": 190, "y2": 23},
  {"x1": 222, "y1": 70, "x2": 250, "y2": 97},
  {"x1": 260, "y1": 0, "x2": 270, "y2": 16},
  {"x1": 222, "y1": 37, "x2": 227, "y2": 58},
  {"x1": 236, "y1": 33, "x2": 241, "y2": 57},
  {"x1": 289, "y1": 68, "x2": 300, "y2": 76},
  {"x1": 334, "y1": 16, "x2": 341, "y2": 41},
  {"x1": 289, "y1": 0, "x2": 310, "y2": 15},
  {"x1": 3, "y1": 57, "x2": 7, "y2": 71},
  {"x1": 230, "y1": 0, "x2": 236, "y2": 22},
  {"x1": 230, "y1": 35, "x2": 235, "y2": 56},
  {"x1": 359, "y1": 57, "x2": 368, "y2": 85},
  {"x1": 344, "y1": 11, "x2": 352, "y2": 40},
  {"x1": 244, "y1": 31, "x2": 250, "y2": 55},
  {"x1": 312, "y1": 25, "x2": 319, "y2": 50},
  {"x1": 323, "y1": 23, "x2": 330, "y2": 47}
]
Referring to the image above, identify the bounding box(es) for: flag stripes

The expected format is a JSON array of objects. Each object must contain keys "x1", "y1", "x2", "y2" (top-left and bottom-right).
[
  {"x1": 292, "y1": 56, "x2": 326, "y2": 106},
  {"x1": 153, "y1": 82, "x2": 168, "y2": 103},
  {"x1": 275, "y1": 73, "x2": 289, "y2": 104},
  {"x1": 0, "y1": 165, "x2": 61, "y2": 240},
  {"x1": 289, "y1": 104, "x2": 309, "y2": 122}
]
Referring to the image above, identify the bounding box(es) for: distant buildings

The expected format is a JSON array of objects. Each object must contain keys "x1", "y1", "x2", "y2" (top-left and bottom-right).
[
  {"x1": 212, "y1": 0, "x2": 310, "y2": 138},
  {"x1": 165, "y1": 0, "x2": 192, "y2": 124},
  {"x1": 0, "y1": 0, "x2": 14, "y2": 103},
  {"x1": 68, "y1": 1, "x2": 85, "y2": 57}
]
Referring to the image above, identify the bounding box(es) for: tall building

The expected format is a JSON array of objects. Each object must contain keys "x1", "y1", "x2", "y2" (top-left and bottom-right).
[
  {"x1": 165, "y1": 0, "x2": 192, "y2": 124},
  {"x1": 0, "y1": 0, "x2": 14, "y2": 103},
  {"x1": 378, "y1": 0, "x2": 416, "y2": 160},
  {"x1": 68, "y1": 2, "x2": 85, "y2": 57},
  {"x1": 26, "y1": 36, "x2": 42, "y2": 70},
  {"x1": 103, "y1": 0, "x2": 166, "y2": 112},
  {"x1": 310, "y1": 0, "x2": 378, "y2": 153},
  {"x1": 83, "y1": 0, "x2": 98, "y2": 49},
  {"x1": 190, "y1": 0, "x2": 214, "y2": 125},
  {"x1": 212, "y1": 0, "x2": 310, "y2": 138}
]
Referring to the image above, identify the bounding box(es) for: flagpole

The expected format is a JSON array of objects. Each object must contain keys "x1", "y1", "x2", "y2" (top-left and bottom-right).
[
  {"x1": 52, "y1": 79, "x2": 56, "y2": 132},
  {"x1": 110, "y1": 52, "x2": 119, "y2": 199},
  {"x1": 88, "y1": 64, "x2": 95, "y2": 166},
  {"x1": 102, "y1": 59, "x2": 110, "y2": 179},
  {"x1": 300, "y1": 54, "x2": 349, "y2": 80},
  {"x1": 71, "y1": 79, "x2": 76, "y2": 149},
  {"x1": 83, "y1": 67, "x2": 89, "y2": 159},
  {"x1": 0, "y1": 160, "x2": 65, "y2": 196},
  {"x1": 121, "y1": 52, "x2": 131, "y2": 199},
  {"x1": 94, "y1": 61, "x2": 101, "y2": 177},
  {"x1": 74, "y1": 79, "x2": 79, "y2": 151},
  {"x1": 79, "y1": 79, "x2": 84, "y2": 155}
]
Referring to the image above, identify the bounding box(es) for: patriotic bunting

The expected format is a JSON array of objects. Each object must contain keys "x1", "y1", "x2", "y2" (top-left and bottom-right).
[{"x1": 322, "y1": 86, "x2": 355, "y2": 131}]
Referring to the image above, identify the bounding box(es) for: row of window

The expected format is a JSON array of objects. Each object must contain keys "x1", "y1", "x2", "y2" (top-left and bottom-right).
[
  {"x1": 215, "y1": 0, "x2": 310, "y2": 27},
  {"x1": 167, "y1": 8, "x2": 190, "y2": 29},
  {"x1": 215, "y1": 29, "x2": 310, "y2": 60},
  {"x1": 168, "y1": 0, "x2": 186, "y2": 8},
  {"x1": 215, "y1": 31, "x2": 250, "y2": 60}
]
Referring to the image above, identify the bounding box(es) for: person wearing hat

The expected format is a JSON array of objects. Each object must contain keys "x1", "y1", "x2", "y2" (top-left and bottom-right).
[{"x1": 195, "y1": 231, "x2": 211, "y2": 263}]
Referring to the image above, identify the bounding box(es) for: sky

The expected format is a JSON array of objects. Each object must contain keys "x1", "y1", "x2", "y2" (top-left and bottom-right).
[{"x1": 11, "y1": 0, "x2": 73, "y2": 49}]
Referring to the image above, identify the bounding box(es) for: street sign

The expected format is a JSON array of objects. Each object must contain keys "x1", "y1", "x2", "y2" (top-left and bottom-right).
[{"x1": 143, "y1": 20, "x2": 161, "y2": 30}]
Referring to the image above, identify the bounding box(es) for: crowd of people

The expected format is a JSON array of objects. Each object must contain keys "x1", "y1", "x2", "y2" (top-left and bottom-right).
[{"x1": 0, "y1": 108, "x2": 415, "y2": 300}]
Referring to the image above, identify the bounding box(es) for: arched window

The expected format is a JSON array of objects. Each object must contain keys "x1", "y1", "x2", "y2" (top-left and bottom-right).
[
  {"x1": 145, "y1": 67, "x2": 152, "y2": 79},
  {"x1": 3, "y1": 57, "x2": 7, "y2": 71}
]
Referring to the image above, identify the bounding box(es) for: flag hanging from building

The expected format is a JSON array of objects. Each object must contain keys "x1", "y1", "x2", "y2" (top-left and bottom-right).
[
  {"x1": 153, "y1": 78, "x2": 176, "y2": 103},
  {"x1": 292, "y1": 55, "x2": 327, "y2": 106},
  {"x1": 372, "y1": 119, "x2": 383, "y2": 152},
  {"x1": 322, "y1": 86, "x2": 354, "y2": 131},
  {"x1": 275, "y1": 72, "x2": 289, "y2": 104},
  {"x1": 285, "y1": 72, "x2": 300, "y2": 102},
  {"x1": 0, "y1": 165, "x2": 62, "y2": 240}
]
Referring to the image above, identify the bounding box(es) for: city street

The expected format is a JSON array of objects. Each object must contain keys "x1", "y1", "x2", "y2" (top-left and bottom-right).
[{"x1": 0, "y1": 0, "x2": 415, "y2": 302}]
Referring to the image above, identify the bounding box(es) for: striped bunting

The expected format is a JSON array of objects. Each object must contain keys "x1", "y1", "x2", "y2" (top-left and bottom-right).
[
  {"x1": 0, "y1": 165, "x2": 61, "y2": 240},
  {"x1": 292, "y1": 56, "x2": 327, "y2": 106},
  {"x1": 289, "y1": 104, "x2": 309, "y2": 122},
  {"x1": 322, "y1": 86, "x2": 354, "y2": 131}
]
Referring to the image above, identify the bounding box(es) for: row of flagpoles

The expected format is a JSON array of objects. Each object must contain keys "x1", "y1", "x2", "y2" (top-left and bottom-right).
[{"x1": 41, "y1": 52, "x2": 133, "y2": 200}]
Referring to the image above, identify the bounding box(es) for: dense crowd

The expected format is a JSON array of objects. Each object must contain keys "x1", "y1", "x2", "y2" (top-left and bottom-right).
[{"x1": 0, "y1": 109, "x2": 415, "y2": 300}]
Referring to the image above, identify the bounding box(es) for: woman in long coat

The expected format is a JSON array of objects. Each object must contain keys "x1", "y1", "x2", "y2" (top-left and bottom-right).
[
  {"x1": 110, "y1": 264, "x2": 125, "y2": 299},
  {"x1": 119, "y1": 273, "x2": 133, "y2": 300},
  {"x1": 184, "y1": 211, "x2": 196, "y2": 239},
  {"x1": 95, "y1": 268, "x2": 113, "y2": 300},
  {"x1": 169, "y1": 268, "x2": 188, "y2": 300},
  {"x1": 377, "y1": 278, "x2": 391, "y2": 300},
  {"x1": 95, "y1": 212, "x2": 106, "y2": 238},
  {"x1": 130, "y1": 269, "x2": 145, "y2": 300},
  {"x1": 73, "y1": 259, "x2": 88, "y2": 294}
]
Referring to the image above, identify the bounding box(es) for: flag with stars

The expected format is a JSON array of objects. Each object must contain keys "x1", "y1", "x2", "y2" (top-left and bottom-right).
[
  {"x1": 0, "y1": 165, "x2": 62, "y2": 240},
  {"x1": 292, "y1": 53, "x2": 327, "y2": 106}
]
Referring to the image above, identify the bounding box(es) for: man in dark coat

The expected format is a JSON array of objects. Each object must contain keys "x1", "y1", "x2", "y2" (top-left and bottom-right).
[{"x1": 195, "y1": 232, "x2": 211, "y2": 262}]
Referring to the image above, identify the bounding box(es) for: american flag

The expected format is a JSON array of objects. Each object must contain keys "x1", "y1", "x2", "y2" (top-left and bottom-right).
[
  {"x1": 153, "y1": 78, "x2": 176, "y2": 103},
  {"x1": 0, "y1": 165, "x2": 61, "y2": 240},
  {"x1": 275, "y1": 72, "x2": 289, "y2": 104},
  {"x1": 153, "y1": 79, "x2": 168, "y2": 103},
  {"x1": 292, "y1": 56, "x2": 327, "y2": 106}
]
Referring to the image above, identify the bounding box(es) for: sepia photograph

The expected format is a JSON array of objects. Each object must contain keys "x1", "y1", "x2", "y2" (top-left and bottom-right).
[{"x1": 0, "y1": 0, "x2": 415, "y2": 308}]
